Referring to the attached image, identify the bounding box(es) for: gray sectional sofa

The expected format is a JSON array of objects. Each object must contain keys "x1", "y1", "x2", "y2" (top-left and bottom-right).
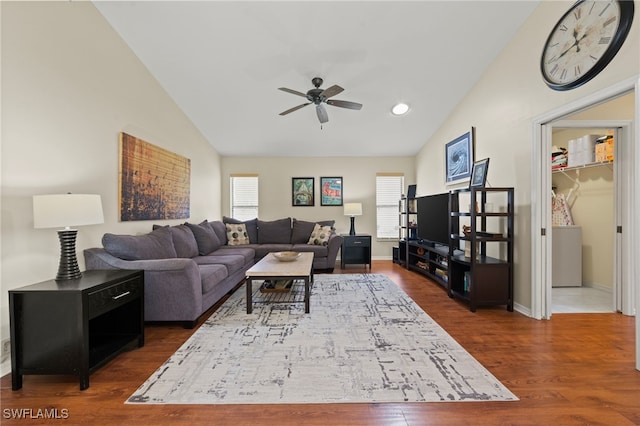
[{"x1": 84, "y1": 217, "x2": 342, "y2": 327}]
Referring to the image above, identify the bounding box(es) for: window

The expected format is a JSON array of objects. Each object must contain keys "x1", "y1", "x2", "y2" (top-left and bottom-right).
[
  {"x1": 230, "y1": 174, "x2": 258, "y2": 220},
  {"x1": 376, "y1": 173, "x2": 404, "y2": 239}
]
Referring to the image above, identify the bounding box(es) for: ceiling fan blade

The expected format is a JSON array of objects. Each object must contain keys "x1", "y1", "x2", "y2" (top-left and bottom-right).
[
  {"x1": 326, "y1": 99, "x2": 363, "y2": 110},
  {"x1": 316, "y1": 104, "x2": 329, "y2": 124},
  {"x1": 278, "y1": 87, "x2": 307, "y2": 97},
  {"x1": 320, "y1": 85, "x2": 344, "y2": 99},
  {"x1": 279, "y1": 103, "x2": 311, "y2": 116}
]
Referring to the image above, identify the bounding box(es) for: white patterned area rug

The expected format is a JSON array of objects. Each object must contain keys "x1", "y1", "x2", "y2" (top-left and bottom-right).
[{"x1": 127, "y1": 274, "x2": 517, "y2": 404}]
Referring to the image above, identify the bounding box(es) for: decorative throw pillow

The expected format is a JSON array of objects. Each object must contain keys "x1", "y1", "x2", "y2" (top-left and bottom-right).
[
  {"x1": 307, "y1": 224, "x2": 332, "y2": 246},
  {"x1": 185, "y1": 222, "x2": 222, "y2": 255},
  {"x1": 223, "y1": 216, "x2": 258, "y2": 243},
  {"x1": 102, "y1": 227, "x2": 177, "y2": 260},
  {"x1": 226, "y1": 223, "x2": 250, "y2": 245}
]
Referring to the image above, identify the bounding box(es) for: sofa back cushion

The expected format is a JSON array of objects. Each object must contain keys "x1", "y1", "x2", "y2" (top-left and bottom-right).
[
  {"x1": 223, "y1": 217, "x2": 258, "y2": 243},
  {"x1": 185, "y1": 222, "x2": 222, "y2": 255},
  {"x1": 258, "y1": 218, "x2": 292, "y2": 244},
  {"x1": 103, "y1": 227, "x2": 177, "y2": 260},
  {"x1": 291, "y1": 219, "x2": 335, "y2": 244},
  {"x1": 153, "y1": 224, "x2": 199, "y2": 258},
  {"x1": 207, "y1": 220, "x2": 228, "y2": 245}
]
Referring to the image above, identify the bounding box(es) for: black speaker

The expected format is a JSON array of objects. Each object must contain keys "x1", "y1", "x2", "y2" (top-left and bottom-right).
[{"x1": 407, "y1": 184, "x2": 416, "y2": 199}]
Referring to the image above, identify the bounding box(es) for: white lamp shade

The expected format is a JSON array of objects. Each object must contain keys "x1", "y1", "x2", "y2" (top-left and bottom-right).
[
  {"x1": 343, "y1": 202, "x2": 362, "y2": 216},
  {"x1": 33, "y1": 194, "x2": 104, "y2": 229}
]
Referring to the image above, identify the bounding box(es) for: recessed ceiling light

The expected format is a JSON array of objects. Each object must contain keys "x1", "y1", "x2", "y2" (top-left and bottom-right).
[{"x1": 391, "y1": 103, "x2": 409, "y2": 116}]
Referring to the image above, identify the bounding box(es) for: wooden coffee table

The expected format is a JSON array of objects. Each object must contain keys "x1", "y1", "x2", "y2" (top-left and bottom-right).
[{"x1": 245, "y1": 252, "x2": 314, "y2": 314}]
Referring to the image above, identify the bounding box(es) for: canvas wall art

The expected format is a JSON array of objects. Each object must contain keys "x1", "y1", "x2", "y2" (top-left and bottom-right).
[{"x1": 119, "y1": 132, "x2": 191, "y2": 221}]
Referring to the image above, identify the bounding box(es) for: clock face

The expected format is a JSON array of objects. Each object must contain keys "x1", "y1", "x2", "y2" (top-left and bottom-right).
[{"x1": 541, "y1": 0, "x2": 634, "y2": 91}]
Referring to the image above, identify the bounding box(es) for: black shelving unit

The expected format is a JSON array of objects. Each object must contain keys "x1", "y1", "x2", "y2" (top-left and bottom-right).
[
  {"x1": 448, "y1": 187, "x2": 514, "y2": 312},
  {"x1": 398, "y1": 196, "x2": 417, "y2": 267}
]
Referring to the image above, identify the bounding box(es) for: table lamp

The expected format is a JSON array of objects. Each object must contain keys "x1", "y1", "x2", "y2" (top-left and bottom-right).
[
  {"x1": 33, "y1": 194, "x2": 104, "y2": 280},
  {"x1": 343, "y1": 202, "x2": 362, "y2": 236}
]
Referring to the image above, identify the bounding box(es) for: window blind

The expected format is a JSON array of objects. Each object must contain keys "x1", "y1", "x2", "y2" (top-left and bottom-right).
[
  {"x1": 230, "y1": 174, "x2": 258, "y2": 220},
  {"x1": 376, "y1": 173, "x2": 404, "y2": 239}
]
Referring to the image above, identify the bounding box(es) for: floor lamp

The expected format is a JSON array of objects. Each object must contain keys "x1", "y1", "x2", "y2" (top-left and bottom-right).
[{"x1": 33, "y1": 194, "x2": 104, "y2": 280}]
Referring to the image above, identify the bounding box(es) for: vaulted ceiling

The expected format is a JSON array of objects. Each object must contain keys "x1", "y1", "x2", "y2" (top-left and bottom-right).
[{"x1": 95, "y1": 1, "x2": 540, "y2": 157}]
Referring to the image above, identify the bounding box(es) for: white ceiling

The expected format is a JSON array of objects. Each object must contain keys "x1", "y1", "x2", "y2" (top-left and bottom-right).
[{"x1": 94, "y1": 1, "x2": 540, "y2": 157}]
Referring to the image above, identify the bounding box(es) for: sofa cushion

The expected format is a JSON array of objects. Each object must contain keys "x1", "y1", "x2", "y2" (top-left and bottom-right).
[
  {"x1": 226, "y1": 223, "x2": 250, "y2": 245},
  {"x1": 153, "y1": 224, "x2": 199, "y2": 258},
  {"x1": 102, "y1": 227, "x2": 177, "y2": 261},
  {"x1": 258, "y1": 218, "x2": 292, "y2": 244},
  {"x1": 199, "y1": 264, "x2": 229, "y2": 295},
  {"x1": 291, "y1": 219, "x2": 335, "y2": 244},
  {"x1": 185, "y1": 222, "x2": 222, "y2": 255},
  {"x1": 253, "y1": 244, "x2": 293, "y2": 260},
  {"x1": 308, "y1": 224, "x2": 332, "y2": 246},
  {"x1": 223, "y1": 217, "x2": 258, "y2": 243},
  {"x1": 193, "y1": 254, "x2": 247, "y2": 275},
  {"x1": 291, "y1": 243, "x2": 328, "y2": 257},
  {"x1": 206, "y1": 220, "x2": 228, "y2": 245},
  {"x1": 211, "y1": 246, "x2": 255, "y2": 264}
]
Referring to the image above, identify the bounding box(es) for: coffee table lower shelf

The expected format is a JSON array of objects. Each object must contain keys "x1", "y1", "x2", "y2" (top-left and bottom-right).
[{"x1": 252, "y1": 280, "x2": 310, "y2": 304}]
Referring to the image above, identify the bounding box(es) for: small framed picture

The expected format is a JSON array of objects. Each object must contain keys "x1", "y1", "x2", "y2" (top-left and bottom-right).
[
  {"x1": 469, "y1": 158, "x2": 490, "y2": 188},
  {"x1": 320, "y1": 177, "x2": 343, "y2": 206},
  {"x1": 292, "y1": 177, "x2": 314, "y2": 206}
]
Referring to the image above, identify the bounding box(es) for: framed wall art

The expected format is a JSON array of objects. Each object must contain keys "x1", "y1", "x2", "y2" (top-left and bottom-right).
[
  {"x1": 469, "y1": 158, "x2": 490, "y2": 188},
  {"x1": 445, "y1": 127, "x2": 475, "y2": 185},
  {"x1": 320, "y1": 177, "x2": 343, "y2": 206},
  {"x1": 119, "y1": 132, "x2": 191, "y2": 221},
  {"x1": 292, "y1": 177, "x2": 314, "y2": 206}
]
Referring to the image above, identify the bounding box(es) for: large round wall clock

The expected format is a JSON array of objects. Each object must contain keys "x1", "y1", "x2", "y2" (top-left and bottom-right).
[{"x1": 540, "y1": 0, "x2": 634, "y2": 91}]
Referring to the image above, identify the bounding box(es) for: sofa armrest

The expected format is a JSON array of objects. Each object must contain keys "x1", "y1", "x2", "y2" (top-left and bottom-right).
[
  {"x1": 325, "y1": 232, "x2": 344, "y2": 268},
  {"x1": 84, "y1": 248, "x2": 203, "y2": 322}
]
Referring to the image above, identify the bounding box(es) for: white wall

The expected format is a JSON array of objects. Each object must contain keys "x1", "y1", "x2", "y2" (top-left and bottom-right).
[
  {"x1": 221, "y1": 156, "x2": 415, "y2": 259},
  {"x1": 415, "y1": 1, "x2": 640, "y2": 311},
  {"x1": 1, "y1": 2, "x2": 222, "y2": 373}
]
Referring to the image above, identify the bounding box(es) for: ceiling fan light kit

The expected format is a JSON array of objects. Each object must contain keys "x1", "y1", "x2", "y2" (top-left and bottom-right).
[{"x1": 278, "y1": 77, "x2": 363, "y2": 124}]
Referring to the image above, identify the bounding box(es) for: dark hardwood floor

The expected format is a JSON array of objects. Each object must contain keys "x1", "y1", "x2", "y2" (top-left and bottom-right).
[{"x1": 2, "y1": 260, "x2": 639, "y2": 425}]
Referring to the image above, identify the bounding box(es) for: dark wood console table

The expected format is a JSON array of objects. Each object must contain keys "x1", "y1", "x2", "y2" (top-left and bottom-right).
[{"x1": 9, "y1": 269, "x2": 144, "y2": 390}]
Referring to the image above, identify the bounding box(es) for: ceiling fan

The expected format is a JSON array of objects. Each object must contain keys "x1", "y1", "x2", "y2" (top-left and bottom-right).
[{"x1": 278, "y1": 77, "x2": 362, "y2": 124}]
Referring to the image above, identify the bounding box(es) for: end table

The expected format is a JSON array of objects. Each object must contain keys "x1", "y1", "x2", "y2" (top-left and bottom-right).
[
  {"x1": 9, "y1": 269, "x2": 144, "y2": 390},
  {"x1": 341, "y1": 234, "x2": 372, "y2": 268}
]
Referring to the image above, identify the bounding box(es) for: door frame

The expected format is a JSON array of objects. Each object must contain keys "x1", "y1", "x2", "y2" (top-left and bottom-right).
[
  {"x1": 530, "y1": 76, "x2": 639, "y2": 371},
  {"x1": 547, "y1": 120, "x2": 629, "y2": 313}
]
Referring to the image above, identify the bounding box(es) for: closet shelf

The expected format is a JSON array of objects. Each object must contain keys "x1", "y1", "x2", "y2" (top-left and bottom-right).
[{"x1": 552, "y1": 160, "x2": 612, "y2": 174}]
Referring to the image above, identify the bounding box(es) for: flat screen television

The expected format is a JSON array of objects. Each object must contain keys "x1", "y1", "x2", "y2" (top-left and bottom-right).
[{"x1": 416, "y1": 193, "x2": 454, "y2": 246}]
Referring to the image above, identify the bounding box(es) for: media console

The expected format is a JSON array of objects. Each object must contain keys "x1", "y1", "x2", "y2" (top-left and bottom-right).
[
  {"x1": 398, "y1": 187, "x2": 514, "y2": 312},
  {"x1": 399, "y1": 240, "x2": 460, "y2": 289}
]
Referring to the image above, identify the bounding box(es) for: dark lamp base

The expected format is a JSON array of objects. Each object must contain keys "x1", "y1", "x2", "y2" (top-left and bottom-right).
[
  {"x1": 349, "y1": 216, "x2": 356, "y2": 236},
  {"x1": 56, "y1": 229, "x2": 82, "y2": 281}
]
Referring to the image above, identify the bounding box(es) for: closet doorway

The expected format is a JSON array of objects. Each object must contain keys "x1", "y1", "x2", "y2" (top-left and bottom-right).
[{"x1": 550, "y1": 122, "x2": 621, "y2": 314}]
